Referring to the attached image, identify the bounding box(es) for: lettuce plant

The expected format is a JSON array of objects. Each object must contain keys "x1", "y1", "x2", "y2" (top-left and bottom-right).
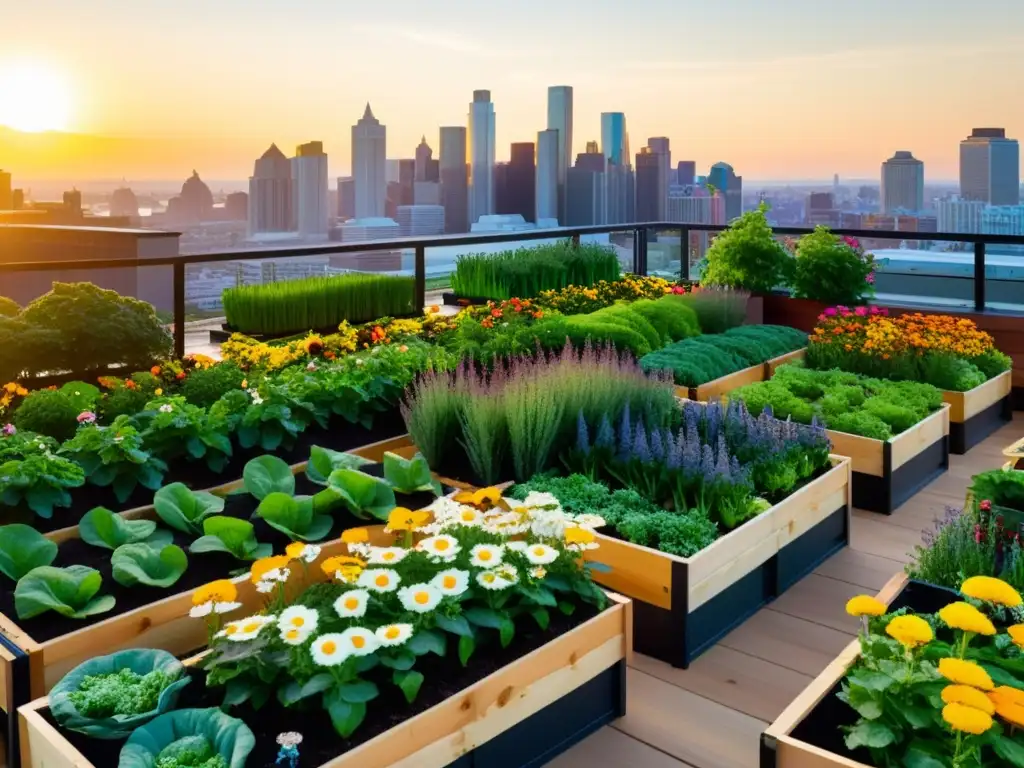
[
  {"x1": 327, "y1": 468, "x2": 397, "y2": 521},
  {"x1": 255, "y1": 493, "x2": 333, "y2": 542},
  {"x1": 138, "y1": 397, "x2": 233, "y2": 473},
  {"x1": 111, "y1": 543, "x2": 189, "y2": 588},
  {"x1": 154, "y1": 483, "x2": 225, "y2": 535},
  {"x1": 0, "y1": 524, "x2": 58, "y2": 581},
  {"x1": 190, "y1": 516, "x2": 271, "y2": 561},
  {"x1": 383, "y1": 451, "x2": 441, "y2": 495},
  {"x1": 79, "y1": 506, "x2": 171, "y2": 550},
  {"x1": 60, "y1": 418, "x2": 167, "y2": 503},
  {"x1": 236, "y1": 378, "x2": 319, "y2": 452},
  {"x1": 15, "y1": 564, "x2": 116, "y2": 619},
  {"x1": 0, "y1": 450, "x2": 86, "y2": 518},
  {"x1": 119, "y1": 708, "x2": 254, "y2": 768},
  {"x1": 241, "y1": 455, "x2": 294, "y2": 500},
  {"x1": 305, "y1": 445, "x2": 372, "y2": 486}
]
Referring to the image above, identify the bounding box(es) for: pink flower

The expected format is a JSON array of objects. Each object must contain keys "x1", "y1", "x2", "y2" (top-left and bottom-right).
[
  {"x1": 975, "y1": 524, "x2": 983, "y2": 544},
  {"x1": 824, "y1": 307, "x2": 838, "y2": 317},
  {"x1": 865, "y1": 273, "x2": 875, "y2": 284},
  {"x1": 854, "y1": 306, "x2": 868, "y2": 316},
  {"x1": 1, "y1": 423, "x2": 15, "y2": 437},
  {"x1": 77, "y1": 411, "x2": 97, "y2": 424},
  {"x1": 980, "y1": 499, "x2": 992, "y2": 512}
]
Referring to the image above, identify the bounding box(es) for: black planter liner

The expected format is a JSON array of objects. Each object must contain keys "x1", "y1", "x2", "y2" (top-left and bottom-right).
[
  {"x1": 950, "y1": 394, "x2": 1013, "y2": 455},
  {"x1": 852, "y1": 433, "x2": 949, "y2": 515},
  {"x1": 758, "y1": 579, "x2": 960, "y2": 768},
  {"x1": 633, "y1": 504, "x2": 849, "y2": 669},
  {"x1": 1, "y1": 633, "x2": 30, "y2": 768}
]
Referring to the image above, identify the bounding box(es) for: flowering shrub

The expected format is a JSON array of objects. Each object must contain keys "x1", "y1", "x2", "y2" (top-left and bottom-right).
[
  {"x1": 198, "y1": 490, "x2": 607, "y2": 739},
  {"x1": 840, "y1": 576, "x2": 1024, "y2": 766},
  {"x1": 534, "y1": 275, "x2": 685, "y2": 315},
  {"x1": 790, "y1": 228, "x2": 876, "y2": 306},
  {"x1": 807, "y1": 308, "x2": 1012, "y2": 391}
]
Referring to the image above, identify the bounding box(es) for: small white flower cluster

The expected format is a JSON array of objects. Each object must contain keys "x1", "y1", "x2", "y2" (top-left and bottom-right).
[
  {"x1": 515, "y1": 492, "x2": 605, "y2": 544},
  {"x1": 248, "y1": 388, "x2": 264, "y2": 406},
  {"x1": 255, "y1": 564, "x2": 291, "y2": 594}
]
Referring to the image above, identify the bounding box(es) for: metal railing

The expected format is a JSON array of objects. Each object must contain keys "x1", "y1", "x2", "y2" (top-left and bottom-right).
[{"x1": 2, "y1": 221, "x2": 1023, "y2": 358}]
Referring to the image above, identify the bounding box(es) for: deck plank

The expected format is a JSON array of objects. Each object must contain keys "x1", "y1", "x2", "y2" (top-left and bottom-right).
[{"x1": 546, "y1": 726, "x2": 696, "y2": 768}]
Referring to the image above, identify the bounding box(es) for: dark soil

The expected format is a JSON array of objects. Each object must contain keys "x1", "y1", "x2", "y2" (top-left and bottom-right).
[
  {"x1": 0, "y1": 454, "x2": 445, "y2": 643},
  {"x1": 5, "y1": 411, "x2": 408, "y2": 534},
  {"x1": 44, "y1": 602, "x2": 603, "y2": 767}
]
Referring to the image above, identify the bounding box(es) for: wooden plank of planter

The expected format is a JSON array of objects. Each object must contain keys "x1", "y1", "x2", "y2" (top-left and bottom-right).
[
  {"x1": 942, "y1": 370, "x2": 1013, "y2": 455},
  {"x1": 585, "y1": 457, "x2": 851, "y2": 669},
  {"x1": 826, "y1": 405, "x2": 950, "y2": 515},
  {"x1": 765, "y1": 348, "x2": 807, "y2": 377},
  {"x1": 17, "y1": 593, "x2": 632, "y2": 768},
  {"x1": 675, "y1": 363, "x2": 766, "y2": 402}
]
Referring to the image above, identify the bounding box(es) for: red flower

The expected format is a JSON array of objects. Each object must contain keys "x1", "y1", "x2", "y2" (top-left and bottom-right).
[
  {"x1": 980, "y1": 499, "x2": 992, "y2": 512},
  {"x1": 671, "y1": 285, "x2": 686, "y2": 294},
  {"x1": 150, "y1": 365, "x2": 162, "y2": 376},
  {"x1": 176, "y1": 371, "x2": 186, "y2": 380},
  {"x1": 491, "y1": 308, "x2": 503, "y2": 318}
]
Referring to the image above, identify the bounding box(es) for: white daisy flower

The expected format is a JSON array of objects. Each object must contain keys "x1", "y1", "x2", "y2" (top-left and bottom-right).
[
  {"x1": 397, "y1": 583, "x2": 443, "y2": 613},
  {"x1": 255, "y1": 580, "x2": 276, "y2": 594},
  {"x1": 476, "y1": 570, "x2": 514, "y2": 591},
  {"x1": 416, "y1": 522, "x2": 444, "y2": 537},
  {"x1": 522, "y1": 491, "x2": 560, "y2": 510},
  {"x1": 333, "y1": 589, "x2": 370, "y2": 619},
  {"x1": 366, "y1": 546, "x2": 409, "y2": 566},
  {"x1": 279, "y1": 626, "x2": 311, "y2": 646},
  {"x1": 347, "y1": 542, "x2": 372, "y2": 558},
  {"x1": 529, "y1": 566, "x2": 547, "y2": 579},
  {"x1": 293, "y1": 544, "x2": 321, "y2": 563},
  {"x1": 417, "y1": 535, "x2": 461, "y2": 560},
  {"x1": 497, "y1": 564, "x2": 520, "y2": 585},
  {"x1": 311, "y1": 633, "x2": 349, "y2": 666},
  {"x1": 469, "y1": 544, "x2": 504, "y2": 568},
  {"x1": 530, "y1": 512, "x2": 570, "y2": 540},
  {"x1": 452, "y1": 507, "x2": 484, "y2": 526},
  {"x1": 225, "y1": 615, "x2": 276, "y2": 642},
  {"x1": 524, "y1": 543, "x2": 559, "y2": 566},
  {"x1": 375, "y1": 623, "x2": 414, "y2": 647},
  {"x1": 277, "y1": 605, "x2": 319, "y2": 634},
  {"x1": 505, "y1": 540, "x2": 529, "y2": 553},
  {"x1": 358, "y1": 568, "x2": 401, "y2": 593},
  {"x1": 573, "y1": 514, "x2": 606, "y2": 530},
  {"x1": 430, "y1": 568, "x2": 470, "y2": 596},
  {"x1": 338, "y1": 626, "x2": 378, "y2": 656},
  {"x1": 189, "y1": 599, "x2": 242, "y2": 618}
]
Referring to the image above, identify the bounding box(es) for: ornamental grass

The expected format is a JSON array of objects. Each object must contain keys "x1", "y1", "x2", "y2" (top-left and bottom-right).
[{"x1": 222, "y1": 273, "x2": 416, "y2": 336}]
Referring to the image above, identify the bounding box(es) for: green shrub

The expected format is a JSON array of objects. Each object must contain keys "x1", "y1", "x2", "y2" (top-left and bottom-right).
[
  {"x1": 699, "y1": 203, "x2": 793, "y2": 294},
  {"x1": 178, "y1": 362, "x2": 246, "y2": 408},
  {"x1": 0, "y1": 297, "x2": 19, "y2": 317},
  {"x1": 12, "y1": 390, "x2": 81, "y2": 442},
  {"x1": 974, "y1": 348, "x2": 1013, "y2": 380},
  {"x1": 588, "y1": 305, "x2": 663, "y2": 351},
  {"x1": 451, "y1": 242, "x2": 621, "y2": 300},
  {"x1": 561, "y1": 315, "x2": 652, "y2": 357},
  {"x1": 671, "y1": 287, "x2": 750, "y2": 334},
  {"x1": 223, "y1": 273, "x2": 415, "y2": 335},
  {"x1": 627, "y1": 297, "x2": 700, "y2": 342},
  {"x1": 790, "y1": 227, "x2": 874, "y2": 305}
]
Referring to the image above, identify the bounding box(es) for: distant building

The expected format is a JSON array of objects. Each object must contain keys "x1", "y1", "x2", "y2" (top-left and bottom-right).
[
  {"x1": 708, "y1": 162, "x2": 742, "y2": 221},
  {"x1": 600, "y1": 113, "x2": 628, "y2": 167},
  {"x1": 439, "y1": 126, "x2": 468, "y2": 233},
  {"x1": 635, "y1": 148, "x2": 663, "y2": 222},
  {"x1": 396, "y1": 205, "x2": 445, "y2": 237},
  {"x1": 667, "y1": 185, "x2": 725, "y2": 262},
  {"x1": 585, "y1": 140, "x2": 599, "y2": 155},
  {"x1": 496, "y1": 142, "x2": 535, "y2": 223},
  {"x1": 468, "y1": 89, "x2": 496, "y2": 224},
  {"x1": 292, "y1": 141, "x2": 329, "y2": 238},
  {"x1": 646, "y1": 138, "x2": 670, "y2": 220},
  {"x1": 806, "y1": 192, "x2": 840, "y2": 227},
  {"x1": 352, "y1": 103, "x2": 387, "y2": 219},
  {"x1": 604, "y1": 162, "x2": 635, "y2": 225},
  {"x1": 960, "y1": 128, "x2": 1020, "y2": 205},
  {"x1": 676, "y1": 161, "x2": 696, "y2": 187},
  {"x1": 167, "y1": 171, "x2": 213, "y2": 225},
  {"x1": 415, "y1": 136, "x2": 433, "y2": 183},
  {"x1": 413, "y1": 182, "x2": 441, "y2": 205},
  {"x1": 536, "y1": 129, "x2": 559, "y2": 223},
  {"x1": 472, "y1": 214, "x2": 556, "y2": 233},
  {"x1": 248, "y1": 144, "x2": 293, "y2": 236},
  {"x1": 111, "y1": 186, "x2": 139, "y2": 218},
  {"x1": 63, "y1": 189, "x2": 82, "y2": 214},
  {"x1": 0, "y1": 169, "x2": 13, "y2": 210},
  {"x1": 337, "y1": 217, "x2": 400, "y2": 242},
  {"x1": 224, "y1": 192, "x2": 248, "y2": 221},
  {"x1": 386, "y1": 160, "x2": 415, "y2": 218},
  {"x1": 981, "y1": 205, "x2": 1024, "y2": 236},
  {"x1": 337, "y1": 177, "x2": 355, "y2": 220},
  {"x1": 881, "y1": 151, "x2": 925, "y2": 213},
  {"x1": 547, "y1": 85, "x2": 573, "y2": 224},
  {"x1": 936, "y1": 198, "x2": 985, "y2": 234}
]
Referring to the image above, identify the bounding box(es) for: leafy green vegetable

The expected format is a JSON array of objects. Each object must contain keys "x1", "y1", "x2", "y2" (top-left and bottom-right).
[
  {"x1": 327, "y1": 468, "x2": 398, "y2": 521},
  {"x1": 0, "y1": 451, "x2": 85, "y2": 518},
  {"x1": 153, "y1": 483, "x2": 225, "y2": 535},
  {"x1": 0, "y1": 523, "x2": 58, "y2": 581},
  {"x1": 383, "y1": 451, "x2": 441, "y2": 495},
  {"x1": 190, "y1": 516, "x2": 271, "y2": 561},
  {"x1": 255, "y1": 493, "x2": 332, "y2": 542},
  {"x1": 305, "y1": 445, "x2": 372, "y2": 485},
  {"x1": 14, "y1": 564, "x2": 116, "y2": 619},
  {"x1": 242, "y1": 455, "x2": 295, "y2": 500},
  {"x1": 59, "y1": 418, "x2": 167, "y2": 503},
  {"x1": 120, "y1": 708, "x2": 254, "y2": 768},
  {"x1": 111, "y1": 543, "x2": 189, "y2": 588},
  {"x1": 79, "y1": 507, "x2": 172, "y2": 551},
  {"x1": 50, "y1": 649, "x2": 190, "y2": 739}
]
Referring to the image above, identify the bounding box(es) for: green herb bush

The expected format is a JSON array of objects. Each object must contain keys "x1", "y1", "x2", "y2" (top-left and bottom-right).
[
  {"x1": 0, "y1": 296, "x2": 19, "y2": 317},
  {"x1": 560, "y1": 315, "x2": 653, "y2": 357},
  {"x1": 178, "y1": 361, "x2": 247, "y2": 408},
  {"x1": 699, "y1": 203, "x2": 793, "y2": 294},
  {"x1": 451, "y1": 242, "x2": 621, "y2": 300},
  {"x1": 12, "y1": 389, "x2": 80, "y2": 442},
  {"x1": 626, "y1": 297, "x2": 701, "y2": 342},
  {"x1": 587, "y1": 305, "x2": 663, "y2": 351},
  {"x1": 223, "y1": 273, "x2": 415, "y2": 336},
  {"x1": 790, "y1": 227, "x2": 874, "y2": 305}
]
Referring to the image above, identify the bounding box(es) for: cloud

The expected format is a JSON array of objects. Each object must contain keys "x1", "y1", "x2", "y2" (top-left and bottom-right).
[{"x1": 352, "y1": 24, "x2": 529, "y2": 59}]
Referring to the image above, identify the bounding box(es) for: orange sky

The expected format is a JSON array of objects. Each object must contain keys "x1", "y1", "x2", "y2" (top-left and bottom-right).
[{"x1": 3, "y1": 0, "x2": 1023, "y2": 182}]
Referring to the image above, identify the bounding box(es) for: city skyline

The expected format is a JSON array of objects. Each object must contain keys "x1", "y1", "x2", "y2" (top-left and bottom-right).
[{"x1": 3, "y1": 0, "x2": 1024, "y2": 181}]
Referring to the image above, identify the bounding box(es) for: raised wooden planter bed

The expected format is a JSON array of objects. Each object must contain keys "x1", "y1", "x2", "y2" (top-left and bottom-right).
[
  {"x1": 826, "y1": 404, "x2": 949, "y2": 515},
  {"x1": 674, "y1": 348, "x2": 807, "y2": 403},
  {"x1": 943, "y1": 370, "x2": 1013, "y2": 454},
  {"x1": 585, "y1": 456, "x2": 851, "y2": 668},
  {"x1": 17, "y1": 594, "x2": 632, "y2": 768},
  {"x1": 765, "y1": 348, "x2": 807, "y2": 376},
  {"x1": 1004, "y1": 436, "x2": 1024, "y2": 470},
  {"x1": 759, "y1": 574, "x2": 962, "y2": 768}
]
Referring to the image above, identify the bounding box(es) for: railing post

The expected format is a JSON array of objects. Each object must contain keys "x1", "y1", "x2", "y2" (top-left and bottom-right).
[
  {"x1": 571, "y1": 233, "x2": 580, "y2": 248},
  {"x1": 173, "y1": 261, "x2": 185, "y2": 359},
  {"x1": 680, "y1": 227, "x2": 690, "y2": 281},
  {"x1": 974, "y1": 241, "x2": 986, "y2": 312},
  {"x1": 632, "y1": 227, "x2": 648, "y2": 276},
  {"x1": 414, "y1": 245, "x2": 426, "y2": 314}
]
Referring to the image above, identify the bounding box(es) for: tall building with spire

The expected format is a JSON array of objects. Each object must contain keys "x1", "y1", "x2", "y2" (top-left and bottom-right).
[
  {"x1": 468, "y1": 89, "x2": 496, "y2": 224},
  {"x1": 547, "y1": 85, "x2": 573, "y2": 224},
  {"x1": 415, "y1": 136, "x2": 432, "y2": 182},
  {"x1": 352, "y1": 103, "x2": 386, "y2": 219}
]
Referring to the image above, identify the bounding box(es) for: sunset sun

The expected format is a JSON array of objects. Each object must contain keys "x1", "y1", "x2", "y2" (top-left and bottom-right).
[{"x1": 0, "y1": 62, "x2": 71, "y2": 132}]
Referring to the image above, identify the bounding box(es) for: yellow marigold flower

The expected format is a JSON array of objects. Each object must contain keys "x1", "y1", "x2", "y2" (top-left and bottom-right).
[
  {"x1": 341, "y1": 527, "x2": 369, "y2": 544},
  {"x1": 565, "y1": 527, "x2": 596, "y2": 546},
  {"x1": 942, "y1": 702, "x2": 994, "y2": 735},
  {"x1": 472, "y1": 486, "x2": 502, "y2": 507},
  {"x1": 961, "y1": 576, "x2": 1023, "y2": 608},
  {"x1": 192, "y1": 579, "x2": 238, "y2": 606},
  {"x1": 942, "y1": 685, "x2": 995, "y2": 715},
  {"x1": 1007, "y1": 625, "x2": 1024, "y2": 649},
  {"x1": 939, "y1": 658, "x2": 994, "y2": 691},
  {"x1": 386, "y1": 507, "x2": 430, "y2": 531},
  {"x1": 250, "y1": 555, "x2": 291, "y2": 585},
  {"x1": 845, "y1": 595, "x2": 886, "y2": 618},
  {"x1": 284, "y1": 542, "x2": 307, "y2": 560},
  {"x1": 885, "y1": 615, "x2": 934, "y2": 648},
  {"x1": 938, "y1": 602, "x2": 996, "y2": 636},
  {"x1": 990, "y1": 686, "x2": 1024, "y2": 728}
]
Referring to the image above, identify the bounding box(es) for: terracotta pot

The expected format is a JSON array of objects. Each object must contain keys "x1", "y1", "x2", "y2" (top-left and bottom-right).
[{"x1": 761, "y1": 295, "x2": 829, "y2": 332}]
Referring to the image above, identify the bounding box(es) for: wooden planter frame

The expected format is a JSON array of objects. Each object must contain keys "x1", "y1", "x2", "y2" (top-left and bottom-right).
[
  {"x1": 675, "y1": 348, "x2": 808, "y2": 403},
  {"x1": 585, "y1": 456, "x2": 851, "y2": 668},
  {"x1": 942, "y1": 370, "x2": 1013, "y2": 455},
  {"x1": 826, "y1": 405, "x2": 950, "y2": 515},
  {"x1": 17, "y1": 594, "x2": 632, "y2": 768}
]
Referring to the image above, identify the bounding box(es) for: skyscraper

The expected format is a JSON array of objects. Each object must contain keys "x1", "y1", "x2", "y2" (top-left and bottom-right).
[
  {"x1": 547, "y1": 85, "x2": 573, "y2": 224},
  {"x1": 0, "y1": 169, "x2": 12, "y2": 210},
  {"x1": 708, "y1": 162, "x2": 743, "y2": 221},
  {"x1": 292, "y1": 141, "x2": 329, "y2": 238},
  {"x1": 337, "y1": 177, "x2": 355, "y2": 220},
  {"x1": 352, "y1": 103, "x2": 386, "y2": 219},
  {"x1": 248, "y1": 144, "x2": 294, "y2": 236},
  {"x1": 881, "y1": 151, "x2": 925, "y2": 213},
  {"x1": 468, "y1": 89, "x2": 496, "y2": 224},
  {"x1": 600, "y1": 113, "x2": 628, "y2": 168},
  {"x1": 496, "y1": 142, "x2": 535, "y2": 223},
  {"x1": 635, "y1": 148, "x2": 662, "y2": 222},
  {"x1": 676, "y1": 161, "x2": 696, "y2": 186},
  {"x1": 536, "y1": 129, "x2": 559, "y2": 222},
  {"x1": 646, "y1": 138, "x2": 670, "y2": 220},
  {"x1": 440, "y1": 126, "x2": 469, "y2": 233},
  {"x1": 415, "y1": 136, "x2": 433, "y2": 183},
  {"x1": 960, "y1": 128, "x2": 1020, "y2": 205},
  {"x1": 566, "y1": 149, "x2": 608, "y2": 226}
]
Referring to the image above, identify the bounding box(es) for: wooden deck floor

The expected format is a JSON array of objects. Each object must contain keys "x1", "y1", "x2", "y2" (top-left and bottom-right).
[{"x1": 549, "y1": 419, "x2": 1023, "y2": 768}]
